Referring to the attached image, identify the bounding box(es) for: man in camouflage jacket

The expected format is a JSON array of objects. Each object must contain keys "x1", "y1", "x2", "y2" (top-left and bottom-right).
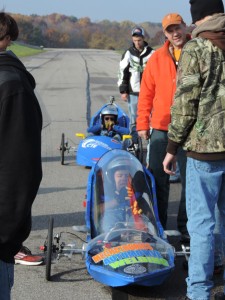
[
  {"x1": 165, "y1": 20, "x2": 225, "y2": 160},
  {"x1": 163, "y1": 0, "x2": 225, "y2": 299}
]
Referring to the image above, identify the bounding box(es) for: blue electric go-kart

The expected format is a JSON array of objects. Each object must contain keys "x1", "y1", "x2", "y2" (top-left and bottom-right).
[
  {"x1": 42, "y1": 149, "x2": 189, "y2": 299},
  {"x1": 59, "y1": 96, "x2": 143, "y2": 166}
]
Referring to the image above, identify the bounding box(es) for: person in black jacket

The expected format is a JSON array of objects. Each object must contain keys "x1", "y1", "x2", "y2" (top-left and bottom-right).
[
  {"x1": 0, "y1": 12, "x2": 42, "y2": 299},
  {"x1": 117, "y1": 26, "x2": 154, "y2": 144}
]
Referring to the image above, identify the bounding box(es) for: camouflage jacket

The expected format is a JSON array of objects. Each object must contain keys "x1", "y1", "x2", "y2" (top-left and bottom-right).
[{"x1": 167, "y1": 14, "x2": 225, "y2": 160}]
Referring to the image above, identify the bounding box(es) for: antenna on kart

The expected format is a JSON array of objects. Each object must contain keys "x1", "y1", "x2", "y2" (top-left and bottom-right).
[{"x1": 109, "y1": 96, "x2": 115, "y2": 104}]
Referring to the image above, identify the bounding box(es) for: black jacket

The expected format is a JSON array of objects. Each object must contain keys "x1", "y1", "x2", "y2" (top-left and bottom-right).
[{"x1": 0, "y1": 52, "x2": 42, "y2": 263}]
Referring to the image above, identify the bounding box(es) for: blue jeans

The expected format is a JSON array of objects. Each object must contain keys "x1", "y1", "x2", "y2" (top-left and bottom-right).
[
  {"x1": 0, "y1": 260, "x2": 14, "y2": 300},
  {"x1": 128, "y1": 94, "x2": 138, "y2": 142},
  {"x1": 186, "y1": 158, "x2": 225, "y2": 300}
]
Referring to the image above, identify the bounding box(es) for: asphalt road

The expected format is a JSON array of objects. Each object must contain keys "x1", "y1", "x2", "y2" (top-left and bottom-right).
[{"x1": 11, "y1": 49, "x2": 223, "y2": 300}]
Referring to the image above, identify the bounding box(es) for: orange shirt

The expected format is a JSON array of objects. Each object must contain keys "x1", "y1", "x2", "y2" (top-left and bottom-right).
[
  {"x1": 173, "y1": 48, "x2": 181, "y2": 62},
  {"x1": 137, "y1": 40, "x2": 177, "y2": 131}
]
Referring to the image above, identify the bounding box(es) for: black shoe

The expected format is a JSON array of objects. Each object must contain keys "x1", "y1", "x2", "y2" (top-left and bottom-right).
[
  {"x1": 169, "y1": 177, "x2": 181, "y2": 183},
  {"x1": 215, "y1": 292, "x2": 225, "y2": 300}
]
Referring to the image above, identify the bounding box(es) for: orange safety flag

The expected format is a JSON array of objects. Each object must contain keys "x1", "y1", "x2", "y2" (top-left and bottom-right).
[{"x1": 126, "y1": 177, "x2": 145, "y2": 230}]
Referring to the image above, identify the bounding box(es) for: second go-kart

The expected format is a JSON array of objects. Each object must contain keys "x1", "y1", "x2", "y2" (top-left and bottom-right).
[{"x1": 59, "y1": 96, "x2": 143, "y2": 166}]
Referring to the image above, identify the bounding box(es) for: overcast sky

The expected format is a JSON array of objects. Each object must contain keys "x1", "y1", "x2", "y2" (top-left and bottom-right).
[{"x1": 3, "y1": 0, "x2": 225, "y2": 26}]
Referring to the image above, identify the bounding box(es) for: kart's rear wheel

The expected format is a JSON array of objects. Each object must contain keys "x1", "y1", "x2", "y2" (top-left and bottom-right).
[
  {"x1": 136, "y1": 136, "x2": 143, "y2": 163},
  {"x1": 111, "y1": 287, "x2": 128, "y2": 300},
  {"x1": 60, "y1": 133, "x2": 65, "y2": 165},
  {"x1": 122, "y1": 138, "x2": 131, "y2": 151},
  {"x1": 46, "y1": 216, "x2": 54, "y2": 281},
  {"x1": 122, "y1": 137, "x2": 143, "y2": 163}
]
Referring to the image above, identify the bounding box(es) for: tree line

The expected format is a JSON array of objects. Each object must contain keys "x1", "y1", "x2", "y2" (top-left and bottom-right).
[{"x1": 11, "y1": 13, "x2": 165, "y2": 50}]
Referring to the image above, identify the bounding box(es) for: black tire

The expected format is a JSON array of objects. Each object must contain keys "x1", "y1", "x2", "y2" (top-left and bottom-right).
[
  {"x1": 122, "y1": 138, "x2": 132, "y2": 151},
  {"x1": 46, "y1": 216, "x2": 54, "y2": 281},
  {"x1": 111, "y1": 287, "x2": 128, "y2": 300},
  {"x1": 60, "y1": 133, "x2": 65, "y2": 165},
  {"x1": 136, "y1": 136, "x2": 143, "y2": 163}
]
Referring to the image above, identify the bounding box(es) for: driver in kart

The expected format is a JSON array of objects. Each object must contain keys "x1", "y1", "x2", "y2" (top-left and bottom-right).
[
  {"x1": 100, "y1": 158, "x2": 149, "y2": 232},
  {"x1": 105, "y1": 166, "x2": 130, "y2": 209},
  {"x1": 87, "y1": 104, "x2": 129, "y2": 141},
  {"x1": 100, "y1": 159, "x2": 132, "y2": 231}
]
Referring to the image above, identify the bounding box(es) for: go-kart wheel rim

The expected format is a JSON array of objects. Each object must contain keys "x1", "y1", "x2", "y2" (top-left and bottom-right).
[
  {"x1": 60, "y1": 133, "x2": 65, "y2": 165},
  {"x1": 46, "y1": 216, "x2": 54, "y2": 281}
]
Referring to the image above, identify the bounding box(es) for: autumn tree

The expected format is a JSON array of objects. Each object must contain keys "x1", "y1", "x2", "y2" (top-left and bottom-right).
[{"x1": 11, "y1": 13, "x2": 163, "y2": 49}]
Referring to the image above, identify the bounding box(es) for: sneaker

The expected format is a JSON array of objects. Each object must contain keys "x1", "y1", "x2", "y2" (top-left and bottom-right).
[
  {"x1": 169, "y1": 176, "x2": 181, "y2": 183},
  {"x1": 15, "y1": 245, "x2": 43, "y2": 266}
]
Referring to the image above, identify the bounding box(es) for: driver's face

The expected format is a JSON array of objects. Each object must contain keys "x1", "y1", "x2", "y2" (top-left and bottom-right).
[{"x1": 114, "y1": 170, "x2": 129, "y2": 191}]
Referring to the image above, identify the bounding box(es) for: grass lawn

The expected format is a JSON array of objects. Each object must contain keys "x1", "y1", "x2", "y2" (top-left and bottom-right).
[{"x1": 7, "y1": 42, "x2": 44, "y2": 57}]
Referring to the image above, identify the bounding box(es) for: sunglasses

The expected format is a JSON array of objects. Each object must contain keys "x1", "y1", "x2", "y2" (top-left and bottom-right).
[{"x1": 104, "y1": 117, "x2": 115, "y2": 121}]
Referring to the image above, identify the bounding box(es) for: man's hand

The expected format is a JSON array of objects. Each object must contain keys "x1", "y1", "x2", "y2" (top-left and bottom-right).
[
  {"x1": 121, "y1": 93, "x2": 128, "y2": 101},
  {"x1": 105, "y1": 120, "x2": 115, "y2": 130},
  {"x1": 118, "y1": 187, "x2": 129, "y2": 201},
  {"x1": 138, "y1": 130, "x2": 150, "y2": 140},
  {"x1": 163, "y1": 153, "x2": 176, "y2": 175}
]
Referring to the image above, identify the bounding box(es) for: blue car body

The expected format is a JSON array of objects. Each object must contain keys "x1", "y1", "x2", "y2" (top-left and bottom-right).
[
  {"x1": 76, "y1": 103, "x2": 130, "y2": 167},
  {"x1": 84, "y1": 149, "x2": 175, "y2": 287}
]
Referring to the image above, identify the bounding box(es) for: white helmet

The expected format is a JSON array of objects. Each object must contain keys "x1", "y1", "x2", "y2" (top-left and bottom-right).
[
  {"x1": 101, "y1": 105, "x2": 118, "y2": 122},
  {"x1": 105, "y1": 156, "x2": 131, "y2": 182}
]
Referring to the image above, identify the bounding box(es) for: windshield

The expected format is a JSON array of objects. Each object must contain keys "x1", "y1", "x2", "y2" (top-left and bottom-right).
[{"x1": 92, "y1": 149, "x2": 158, "y2": 237}]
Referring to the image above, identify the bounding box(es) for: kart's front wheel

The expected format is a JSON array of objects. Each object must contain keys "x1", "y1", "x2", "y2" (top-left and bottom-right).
[
  {"x1": 46, "y1": 216, "x2": 54, "y2": 281},
  {"x1": 60, "y1": 133, "x2": 65, "y2": 165}
]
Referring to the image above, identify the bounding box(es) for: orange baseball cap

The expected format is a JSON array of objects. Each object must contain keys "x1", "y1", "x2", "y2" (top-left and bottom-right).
[{"x1": 162, "y1": 13, "x2": 185, "y2": 30}]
